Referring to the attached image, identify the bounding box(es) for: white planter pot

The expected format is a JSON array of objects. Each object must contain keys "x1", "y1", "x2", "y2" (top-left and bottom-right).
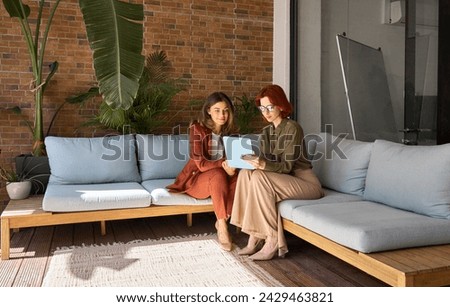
[{"x1": 6, "y1": 181, "x2": 32, "y2": 200}]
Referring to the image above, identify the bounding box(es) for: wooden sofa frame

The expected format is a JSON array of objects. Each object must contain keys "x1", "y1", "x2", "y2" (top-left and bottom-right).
[
  {"x1": 2, "y1": 196, "x2": 450, "y2": 287},
  {"x1": 283, "y1": 219, "x2": 450, "y2": 287},
  {"x1": 1, "y1": 195, "x2": 213, "y2": 261}
]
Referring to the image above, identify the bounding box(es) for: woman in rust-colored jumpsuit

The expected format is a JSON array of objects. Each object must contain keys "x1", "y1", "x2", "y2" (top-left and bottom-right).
[{"x1": 167, "y1": 92, "x2": 237, "y2": 251}]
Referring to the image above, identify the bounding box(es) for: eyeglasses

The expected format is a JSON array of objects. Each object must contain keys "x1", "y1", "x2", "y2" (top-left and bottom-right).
[{"x1": 257, "y1": 105, "x2": 276, "y2": 112}]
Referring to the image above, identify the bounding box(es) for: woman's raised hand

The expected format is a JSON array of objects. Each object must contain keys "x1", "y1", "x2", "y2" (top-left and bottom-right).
[{"x1": 222, "y1": 160, "x2": 236, "y2": 176}]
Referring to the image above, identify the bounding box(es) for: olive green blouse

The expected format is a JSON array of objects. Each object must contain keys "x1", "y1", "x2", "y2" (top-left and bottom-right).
[{"x1": 259, "y1": 118, "x2": 312, "y2": 174}]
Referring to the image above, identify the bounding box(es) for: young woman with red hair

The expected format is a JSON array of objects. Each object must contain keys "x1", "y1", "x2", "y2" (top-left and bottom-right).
[{"x1": 230, "y1": 84, "x2": 324, "y2": 260}]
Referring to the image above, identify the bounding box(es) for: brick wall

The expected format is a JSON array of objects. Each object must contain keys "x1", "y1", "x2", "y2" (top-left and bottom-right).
[{"x1": 0, "y1": 0, "x2": 273, "y2": 202}]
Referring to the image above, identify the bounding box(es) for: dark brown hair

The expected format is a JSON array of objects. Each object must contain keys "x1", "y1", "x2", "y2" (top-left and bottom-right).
[
  {"x1": 198, "y1": 91, "x2": 235, "y2": 134},
  {"x1": 255, "y1": 84, "x2": 292, "y2": 118}
]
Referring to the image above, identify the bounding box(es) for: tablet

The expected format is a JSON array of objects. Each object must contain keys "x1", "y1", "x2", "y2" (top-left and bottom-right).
[{"x1": 222, "y1": 135, "x2": 260, "y2": 169}]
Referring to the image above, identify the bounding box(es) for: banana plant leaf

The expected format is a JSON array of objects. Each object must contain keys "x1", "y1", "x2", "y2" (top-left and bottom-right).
[
  {"x1": 79, "y1": 0, "x2": 145, "y2": 110},
  {"x1": 2, "y1": 0, "x2": 30, "y2": 18}
]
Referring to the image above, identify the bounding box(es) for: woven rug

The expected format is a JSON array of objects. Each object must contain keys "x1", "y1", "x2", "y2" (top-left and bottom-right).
[{"x1": 42, "y1": 234, "x2": 282, "y2": 287}]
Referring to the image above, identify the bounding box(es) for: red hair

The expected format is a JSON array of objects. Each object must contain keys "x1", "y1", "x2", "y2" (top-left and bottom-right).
[{"x1": 255, "y1": 84, "x2": 292, "y2": 118}]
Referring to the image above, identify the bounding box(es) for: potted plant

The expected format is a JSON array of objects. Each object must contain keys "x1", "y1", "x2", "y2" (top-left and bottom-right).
[
  {"x1": 2, "y1": 0, "x2": 145, "y2": 193},
  {"x1": 0, "y1": 164, "x2": 46, "y2": 200}
]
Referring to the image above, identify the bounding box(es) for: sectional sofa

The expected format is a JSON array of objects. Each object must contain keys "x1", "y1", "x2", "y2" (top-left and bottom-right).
[
  {"x1": 280, "y1": 133, "x2": 450, "y2": 286},
  {"x1": 281, "y1": 133, "x2": 450, "y2": 253},
  {"x1": 1, "y1": 132, "x2": 450, "y2": 286}
]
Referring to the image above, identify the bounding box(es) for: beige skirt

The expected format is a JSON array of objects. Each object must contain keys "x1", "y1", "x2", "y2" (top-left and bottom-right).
[{"x1": 230, "y1": 168, "x2": 323, "y2": 257}]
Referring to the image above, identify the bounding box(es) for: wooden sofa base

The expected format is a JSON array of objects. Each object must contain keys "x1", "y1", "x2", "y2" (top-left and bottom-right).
[
  {"x1": 283, "y1": 219, "x2": 450, "y2": 287},
  {"x1": 1, "y1": 195, "x2": 213, "y2": 260}
]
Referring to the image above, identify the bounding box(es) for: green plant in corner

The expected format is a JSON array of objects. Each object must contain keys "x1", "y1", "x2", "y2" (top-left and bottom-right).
[
  {"x1": 233, "y1": 94, "x2": 259, "y2": 135},
  {"x1": 0, "y1": 164, "x2": 38, "y2": 199},
  {"x1": 0, "y1": 161, "x2": 46, "y2": 189},
  {"x1": 67, "y1": 50, "x2": 186, "y2": 134},
  {"x1": 2, "y1": 0, "x2": 145, "y2": 156},
  {"x1": 0, "y1": 166, "x2": 24, "y2": 183}
]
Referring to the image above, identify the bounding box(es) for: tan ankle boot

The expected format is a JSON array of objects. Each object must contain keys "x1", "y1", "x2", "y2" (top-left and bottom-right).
[
  {"x1": 215, "y1": 220, "x2": 232, "y2": 251},
  {"x1": 238, "y1": 236, "x2": 263, "y2": 255},
  {"x1": 249, "y1": 237, "x2": 282, "y2": 261}
]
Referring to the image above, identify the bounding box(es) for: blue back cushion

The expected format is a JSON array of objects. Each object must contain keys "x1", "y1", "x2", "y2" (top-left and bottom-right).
[
  {"x1": 364, "y1": 140, "x2": 450, "y2": 219},
  {"x1": 136, "y1": 134, "x2": 189, "y2": 180},
  {"x1": 45, "y1": 135, "x2": 141, "y2": 184},
  {"x1": 311, "y1": 133, "x2": 373, "y2": 196}
]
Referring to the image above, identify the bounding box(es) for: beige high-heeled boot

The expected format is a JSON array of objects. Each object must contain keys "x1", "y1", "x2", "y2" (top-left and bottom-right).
[
  {"x1": 249, "y1": 236, "x2": 283, "y2": 261},
  {"x1": 215, "y1": 220, "x2": 232, "y2": 251},
  {"x1": 238, "y1": 235, "x2": 263, "y2": 255}
]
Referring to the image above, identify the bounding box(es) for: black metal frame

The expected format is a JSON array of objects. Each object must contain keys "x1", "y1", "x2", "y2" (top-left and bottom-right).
[
  {"x1": 289, "y1": 0, "x2": 298, "y2": 121},
  {"x1": 403, "y1": 0, "x2": 419, "y2": 144},
  {"x1": 438, "y1": 0, "x2": 450, "y2": 144}
]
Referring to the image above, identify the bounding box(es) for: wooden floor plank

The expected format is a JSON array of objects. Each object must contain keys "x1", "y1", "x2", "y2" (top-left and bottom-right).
[
  {"x1": 168, "y1": 213, "x2": 214, "y2": 238},
  {"x1": 44, "y1": 224, "x2": 75, "y2": 279},
  {"x1": 273, "y1": 257, "x2": 329, "y2": 287},
  {"x1": 127, "y1": 218, "x2": 156, "y2": 241},
  {"x1": 0, "y1": 228, "x2": 33, "y2": 286},
  {"x1": 146, "y1": 215, "x2": 178, "y2": 239},
  {"x1": 73, "y1": 222, "x2": 95, "y2": 247},
  {"x1": 13, "y1": 226, "x2": 53, "y2": 287},
  {"x1": 111, "y1": 219, "x2": 138, "y2": 243},
  {"x1": 50, "y1": 224, "x2": 74, "y2": 251},
  {"x1": 190, "y1": 212, "x2": 217, "y2": 234},
  {"x1": 254, "y1": 260, "x2": 300, "y2": 286},
  {"x1": 282, "y1": 239, "x2": 355, "y2": 287}
]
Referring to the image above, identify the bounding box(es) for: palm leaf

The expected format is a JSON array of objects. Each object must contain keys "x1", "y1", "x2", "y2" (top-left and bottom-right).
[
  {"x1": 78, "y1": 0, "x2": 145, "y2": 110},
  {"x1": 146, "y1": 50, "x2": 171, "y2": 84},
  {"x1": 98, "y1": 102, "x2": 127, "y2": 131}
]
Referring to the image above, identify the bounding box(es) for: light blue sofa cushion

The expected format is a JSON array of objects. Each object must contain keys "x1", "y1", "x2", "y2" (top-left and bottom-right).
[
  {"x1": 43, "y1": 182, "x2": 151, "y2": 212},
  {"x1": 364, "y1": 140, "x2": 450, "y2": 219},
  {"x1": 45, "y1": 135, "x2": 141, "y2": 184},
  {"x1": 136, "y1": 134, "x2": 189, "y2": 180},
  {"x1": 279, "y1": 188, "x2": 363, "y2": 221},
  {"x1": 141, "y1": 179, "x2": 212, "y2": 205},
  {"x1": 311, "y1": 133, "x2": 373, "y2": 196},
  {"x1": 292, "y1": 201, "x2": 450, "y2": 253}
]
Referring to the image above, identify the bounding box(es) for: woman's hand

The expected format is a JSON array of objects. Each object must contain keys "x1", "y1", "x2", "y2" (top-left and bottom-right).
[
  {"x1": 222, "y1": 160, "x2": 236, "y2": 176},
  {"x1": 244, "y1": 155, "x2": 266, "y2": 170}
]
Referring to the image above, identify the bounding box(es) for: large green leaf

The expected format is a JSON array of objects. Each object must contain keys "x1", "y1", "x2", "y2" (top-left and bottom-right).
[
  {"x1": 2, "y1": 0, "x2": 30, "y2": 19},
  {"x1": 78, "y1": 0, "x2": 144, "y2": 110}
]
